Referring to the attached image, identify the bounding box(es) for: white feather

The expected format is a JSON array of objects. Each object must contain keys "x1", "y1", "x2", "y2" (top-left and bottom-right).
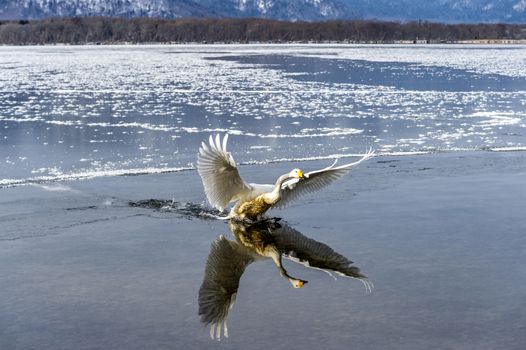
[
  {"x1": 197, "y1": 134, "x2": 251, "y2": 211},
  {"x1": 196, "y1": 134, "x2": 375, "y2": 213},
  {"x1": 276, "y1": 147, "x2": 375, "y2": 208}
]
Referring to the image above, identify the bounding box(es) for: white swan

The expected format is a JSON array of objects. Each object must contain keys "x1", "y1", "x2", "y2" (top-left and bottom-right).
[{"x1": 197, "y1": 134, "x2": 374, "y2": 221}]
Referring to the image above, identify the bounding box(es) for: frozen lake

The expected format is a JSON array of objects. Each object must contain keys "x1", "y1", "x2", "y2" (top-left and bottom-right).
[
  {"x1": 1, "y1": 44, "x2": 526, "y2": 186},
  {"x1": 1, "y1": 45, "x2": 526, "y2": 350}
]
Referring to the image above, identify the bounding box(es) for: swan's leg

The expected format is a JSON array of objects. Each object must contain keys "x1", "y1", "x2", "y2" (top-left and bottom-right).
[{"x1": 267, "y1": 247, "x2": 308, "y2": 288}]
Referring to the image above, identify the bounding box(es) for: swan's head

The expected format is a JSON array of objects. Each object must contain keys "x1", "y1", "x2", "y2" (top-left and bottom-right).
[
  {"x1": 289, "y1": 168, "x2": 304, "y2": 179},
  {"x1": 289, "y1": 278, "x2": 308, "y2": 288}
]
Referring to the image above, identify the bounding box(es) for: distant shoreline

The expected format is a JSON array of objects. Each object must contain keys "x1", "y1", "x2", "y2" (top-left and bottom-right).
[
  {"x1": 1, "y1": 17, "x2": 525, "y2": 45},
  {"x1": 2, "y1": 41, "x2": 526, "y2": 47}
]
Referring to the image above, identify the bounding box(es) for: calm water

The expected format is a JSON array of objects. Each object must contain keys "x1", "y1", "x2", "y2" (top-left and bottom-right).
[
  {"x1": 1, "y1": 153, "x2": 525, "y2": 350},
  {"x1": 1, "y1": 44, "x2": 525, "y2": 186}
]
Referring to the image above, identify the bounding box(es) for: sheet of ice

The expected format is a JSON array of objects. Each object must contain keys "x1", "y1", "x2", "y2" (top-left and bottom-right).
[{"x1": 1, "y1": 44, "x2": 525, "y2": 186}]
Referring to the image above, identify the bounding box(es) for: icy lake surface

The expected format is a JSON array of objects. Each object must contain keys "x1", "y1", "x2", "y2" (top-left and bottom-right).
[
  {"x1": 1, "y1": 44, "x2": 526, "y2": 186},
  {"x1": 1, "y1": 45, "x2": 526, "y2": 350}
]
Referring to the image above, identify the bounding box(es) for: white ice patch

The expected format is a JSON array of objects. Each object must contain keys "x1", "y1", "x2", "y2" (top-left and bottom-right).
[
  {"x1": 242, "y1": 150, "x2": 429, "y2": 165},
  {"x1": 1, "y1": 44, "x2": 525, "y2": 184},
  {"x1": 471, "y1": 111, "x2": 524, "y2": 127},
  {"x1": 488, "y1": 146, "x2": 526, "y2": 152},
  {"x1": 0, "y1": 166, "x2": 193, "y2": 188}
]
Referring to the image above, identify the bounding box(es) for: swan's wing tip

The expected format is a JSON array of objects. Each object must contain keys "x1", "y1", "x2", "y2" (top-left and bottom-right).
[{"x1": 197, "y1": 133, "x2": 246, "y2": 213}]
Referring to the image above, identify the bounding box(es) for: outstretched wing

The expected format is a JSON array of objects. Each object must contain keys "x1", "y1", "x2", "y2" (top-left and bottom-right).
[
  {"x1": 198, "y1": 235, "x2": 254, "y2": 340},
  {"x1": 271, "y1": 223, "x2": 367, "y2": 281},
  {"x1": 197, "y1": 134, "x2": 250, "y2": 211},
  {"x1": 276, "y1": 148, "x2": 375, "y2": 208}
]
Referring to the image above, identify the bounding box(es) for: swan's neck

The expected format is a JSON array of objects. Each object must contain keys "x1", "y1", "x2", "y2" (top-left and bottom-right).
[
  {"x1": 275, "y1": 173, "x2": 291, "y2": 190},
  {"x1": 267, "y1": 173, "x2": 290, "y2": 204}
]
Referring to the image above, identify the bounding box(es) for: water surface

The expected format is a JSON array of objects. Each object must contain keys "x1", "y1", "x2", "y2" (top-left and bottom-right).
[
  {"x1": 1, "y1": 44, "x2": 525, "y2": 349},
  {"x1": 1, "y1": 44, "x2": 525, "y2": 185},
  {"x1": 0, "y1": 153, "x2": 525, "y2": 349}
]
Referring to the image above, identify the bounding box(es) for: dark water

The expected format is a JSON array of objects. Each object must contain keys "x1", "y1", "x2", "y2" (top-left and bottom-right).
[
  {"x1": 214, "y1": 53, "x2": 526, "y2": 91},
  {"x1": 0, "y1": 152, "x2": 525, "y2": 349}
]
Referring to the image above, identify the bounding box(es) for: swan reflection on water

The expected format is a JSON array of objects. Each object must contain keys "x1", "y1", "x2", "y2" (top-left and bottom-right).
[{"x1": 198, "y1": 220, "x2": 372, "y2": 340}]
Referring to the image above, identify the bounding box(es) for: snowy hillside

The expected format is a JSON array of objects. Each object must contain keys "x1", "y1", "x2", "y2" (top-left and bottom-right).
[{"x1": 1, "y1": 0, "x2": 525, "y2": 22}]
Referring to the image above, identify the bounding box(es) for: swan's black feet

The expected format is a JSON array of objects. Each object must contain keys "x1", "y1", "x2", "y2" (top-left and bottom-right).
[{"x1": 258, "y1": 217, "x2": 281, "y2": 223}]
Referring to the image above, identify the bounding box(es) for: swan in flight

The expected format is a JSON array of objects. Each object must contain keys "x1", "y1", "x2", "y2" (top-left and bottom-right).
[
  {"x1": 198, "y1": 221, "x2": 370, "y2": 340},
  {"x1": 197, "y1": 134, "x2": 375, "y2": 221}
]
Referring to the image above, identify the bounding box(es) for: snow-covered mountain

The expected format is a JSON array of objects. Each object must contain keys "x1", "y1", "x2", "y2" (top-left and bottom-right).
[
  {"x1": 345, "y1": 0, "x2": 526, "y2": 23},
  {"x1": 0, "y1": 0, "x2": 345, "y2": 20},
  {"x1": 1, "y1": 0, "x2": 525, "y2": 23}
]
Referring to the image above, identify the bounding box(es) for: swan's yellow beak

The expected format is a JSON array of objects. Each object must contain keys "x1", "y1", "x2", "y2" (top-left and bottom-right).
[{"x1": 297, "y1": 170, "x2": 304, "y2": 178}]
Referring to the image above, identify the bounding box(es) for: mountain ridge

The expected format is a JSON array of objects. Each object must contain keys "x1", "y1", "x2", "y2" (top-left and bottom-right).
[{"x1": 1, "y1": 0, "x2": 526, "y2": 23}]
